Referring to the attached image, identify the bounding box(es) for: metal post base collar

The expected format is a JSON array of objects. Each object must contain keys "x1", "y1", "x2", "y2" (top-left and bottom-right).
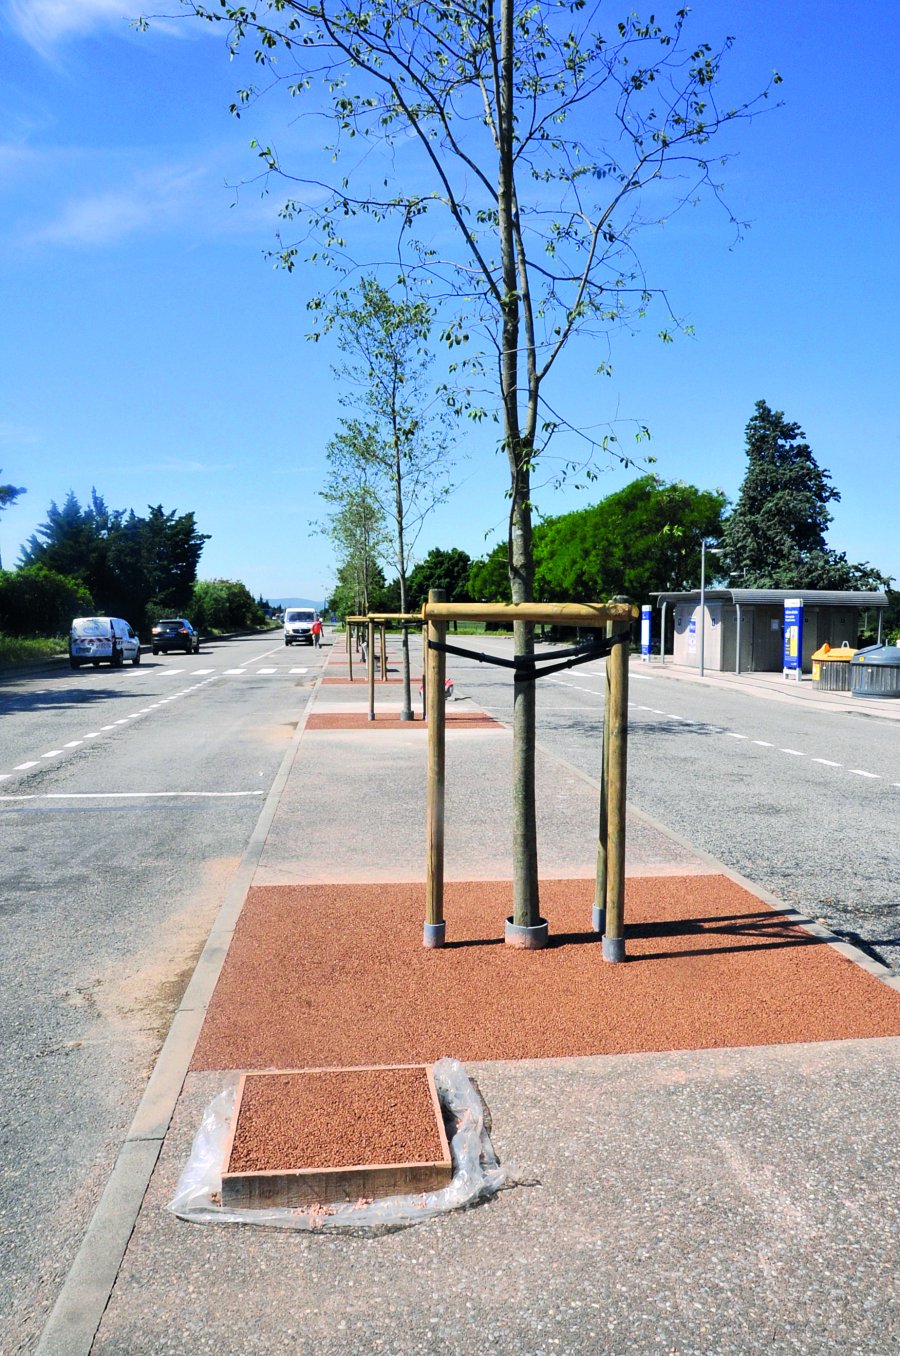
[
  {"x1": 504, "y1": 916, "x2": 549, "y2": 949},
  {"x1": 423, "y1": 921, "x2": 446, "y2": 948},
  {"x1": 592, "y1": 904, "x2": 605, "y2": 934},
  {"x1": 602, "y1": 935, "x2": 626, "y2": 963}
]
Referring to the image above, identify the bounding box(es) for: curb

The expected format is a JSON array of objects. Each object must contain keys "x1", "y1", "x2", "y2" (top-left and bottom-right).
[{"x1": 34, "y1": 662, "x2": 325, "y2": 1356}]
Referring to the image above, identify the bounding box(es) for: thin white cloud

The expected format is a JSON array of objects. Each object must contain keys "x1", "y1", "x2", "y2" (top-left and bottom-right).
[
  {"x1": 0, "y1": 421, "x2": 41, "y2": 445},
  {"x1": 31, "y1": 162, "x2": 215, "y2": 246},
  {"x1": 8, "y1": 0, "x2": 147, "y2": 48},
  {"x1": 121, "y1": 459, "x2": 239, "y2": 474}
]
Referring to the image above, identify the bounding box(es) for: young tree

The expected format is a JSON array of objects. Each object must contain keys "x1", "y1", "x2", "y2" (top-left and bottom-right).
[
  {"x1": 0, "y1": 471, "x2": 26, "y2": 571},
  {"x1": 723, "y1": 401, "x2": 887, "y2": 589},
  {"x1": 321, "y1": 446, "x2": 391, "y2": 616},
  {"x1": 177, "y1": 0, "x2": 779, "y2": 926},
  {"x1": 322, "y1": 279, "x2": 453, "y2": 718}
]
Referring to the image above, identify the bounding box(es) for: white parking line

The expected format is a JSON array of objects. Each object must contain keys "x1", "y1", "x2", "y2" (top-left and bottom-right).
[
  {"x1": 194, "y1": 669, "x2": 216, "y2": 675},
  {"x1": 726, "y1": 732, "x2": 748, "y2": 740},
  {"x1": 290, "y1": 668, "x2": 309, "y2": 674},
  {"x1": 41, "y1": 751, "x2": 64, "y2": 758},
  {"x1": 40, "y1": 791, "x2": 265, "y2": 800},
  {"x1": 14, "y1": 761, "x2": 38, "y2": 769},
  {"x1": 780, "y1": 748, "x2": 805, "y2": 756},
  {"x1": 64, "y1": 740, "x2": 83, "y2": 747},
  {"x1": 753, "y1": 740, "x2": 774, "y2": 747},
  {"x1": 256, "y1": 667, "x2": 277, "y2": 674},
  {"x1": 850, "y1": 769, "x2": 880, "y2": 779},
  {"x1": 224, "y1": 669, "x2": 247, "y2": 676},
  {"x1": 812, "y1": 758, "x2": 842, "y2": 767}
]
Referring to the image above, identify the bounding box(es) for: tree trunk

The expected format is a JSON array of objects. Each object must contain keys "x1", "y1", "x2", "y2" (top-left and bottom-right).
[{"x1": 509, "y1": 456, "x2": 540, "y2": 928}]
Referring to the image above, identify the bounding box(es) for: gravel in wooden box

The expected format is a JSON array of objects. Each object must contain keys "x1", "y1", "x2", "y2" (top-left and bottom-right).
[{"x1": 221, "y1": 1064, "x2": 452, "y2": 1209}]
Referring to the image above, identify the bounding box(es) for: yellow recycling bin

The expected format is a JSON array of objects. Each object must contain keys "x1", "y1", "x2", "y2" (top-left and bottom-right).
[{"x1": 811, "y1": 642, "x2": 857, "y2": 691}]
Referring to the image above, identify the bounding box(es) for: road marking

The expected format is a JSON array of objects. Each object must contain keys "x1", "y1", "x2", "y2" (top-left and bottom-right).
[
  {"x1": 224, "y1": 668, "x2": 248, "y2": 675},
  {"x1": 780, "y1": 748, "x2": 805, "y2": 756},
  {"x1": 0, "y1": 774, "x2": 11, "y2": 781},
  {"x1": 290, "y1": 668, "x2": 309, "y2": 674},
  {"x1": 83, "y1": 733, "x2": 101, "y2": 739},
  {"x1": 812, "y1": 758, "x2": 842, "y2": 767},
  {"x1": 63, "y1": 740, "x2": 83, "y2": 748},
  {"x1": 256, "y1": 667, "x2": 277, "y2": 674},
  {"x1": 113, "y1": 719, "x2": 129, "y2": 726},
  {"x1": 753, "y1": 740, "x2": 774, "y2": 747},
  {"x1": 99, "y1": 725, "x2": 116, "y2": 731},
  {"x1": 41, "y1": 750, "x2": 64, "y2": 758},
  {"x1": 849, "y1": 769, "x2": 880, "y2": 779},
  {"x1": 14, "y1": 761, "x2": 38, "y2": 769},
  {"x1": 194, "y1": 669, "x2": 216, "y2": 675},
  {"x1": 158, "y1": 668, "x2": 183, "y2": 676},
  {"x1": 726, "y1": 732, "x2": 747, "y2": 740},
  {"x1": 36, "y1": 791, "x2": 265, "y2": 800}
]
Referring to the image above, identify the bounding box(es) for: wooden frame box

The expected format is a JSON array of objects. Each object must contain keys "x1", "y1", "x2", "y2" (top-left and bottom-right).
[{"x1": 221, "y1": 1064, "x2": 453, "y2": 1210}]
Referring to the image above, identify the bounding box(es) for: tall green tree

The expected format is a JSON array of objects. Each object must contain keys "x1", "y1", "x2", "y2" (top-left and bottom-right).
[
  {"x1": 406, "y1": 548, "x2": 472, "y2": 611},
  {"x1": 723, "y1": 401, "x2": 887, "y2": 589},
  {"x1": 0, "y1": 470, "x2": 26, "y2": 571},
  {"x1": 535, "y1": 476, "x2": 727, "y2": 602},
  {"x1": 0, "y1": 565, "x2": 92, "y2": 638},
  {"x1": 106, "y1": 505, "x2": 209, "y2": 627},
  {"x1": 322, "y1": 279, "x2": 453, "y2": 719},
  {"x1": 180, "y1": 0, "x2": 779, "y2": 928},
  {"x1": 22, "y1": 492, "x2": 209, "y2": 628},
  {"x1": 190, "y1": 579, "x2": 264, "y2": 631},
  {"x1": 21, "y1": 490, "x2": 121, "y2": 597}
]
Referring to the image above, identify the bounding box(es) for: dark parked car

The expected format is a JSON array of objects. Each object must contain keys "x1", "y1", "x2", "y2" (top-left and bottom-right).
[{"x1": 151, "y1": 618, "x2": 200, "y2": 655}]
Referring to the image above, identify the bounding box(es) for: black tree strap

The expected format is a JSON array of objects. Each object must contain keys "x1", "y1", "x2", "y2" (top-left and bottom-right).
[{"x1": 427, "y1": 631, "x2": 629, "y2": 685}]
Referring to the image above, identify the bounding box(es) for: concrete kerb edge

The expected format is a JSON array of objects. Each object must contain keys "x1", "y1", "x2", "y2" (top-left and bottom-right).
[
  {"x1": 34, "y1": 664, "x2": 326, "y2": 1356},
  {"x1": 535, "y1": 736, "x2": 900, "y2": 996}
]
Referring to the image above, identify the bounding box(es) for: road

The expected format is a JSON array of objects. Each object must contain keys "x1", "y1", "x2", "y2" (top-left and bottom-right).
[
  {"x1": 448, "y1": 639, "x2": 900, "y2": 973},
  {"x1": 0, "y1": 631, "x2": 324, "y2": 1354},
  {"x1": 4, "y1": 629, "x2": 898, "y2": 1351}
]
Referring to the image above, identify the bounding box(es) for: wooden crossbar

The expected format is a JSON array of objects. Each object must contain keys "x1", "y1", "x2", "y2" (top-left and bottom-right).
[{"x1": 420, "y1": 601, "x2": 637, "y2": 625}]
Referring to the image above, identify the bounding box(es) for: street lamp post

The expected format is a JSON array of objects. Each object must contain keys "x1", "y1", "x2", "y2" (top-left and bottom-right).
[{"x1": 698, "y1": 542, "x2": 723, "y2": 678}]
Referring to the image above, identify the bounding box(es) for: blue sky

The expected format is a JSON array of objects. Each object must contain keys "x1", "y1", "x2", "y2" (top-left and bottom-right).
[{"x1": 1, "y1": 0, "x2": 897, "y2": 603}]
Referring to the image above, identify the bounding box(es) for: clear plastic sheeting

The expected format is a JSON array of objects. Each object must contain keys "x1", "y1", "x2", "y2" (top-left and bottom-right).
[{"x1": 169, "y1": 1058, "x2": 509, "y2": 1233}]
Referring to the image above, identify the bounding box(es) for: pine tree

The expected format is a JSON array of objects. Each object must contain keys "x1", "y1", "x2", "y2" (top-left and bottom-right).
[{"x1": 723, "y1": 401, "x2": 886, "y2": 589}]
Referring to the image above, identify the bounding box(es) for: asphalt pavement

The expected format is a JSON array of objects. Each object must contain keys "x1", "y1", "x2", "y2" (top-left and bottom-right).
[
  {"x1": 24, "y1": 632, "x2": 900, "y2": 1355},
  {"x1": 0, "y1": 633, "x2": 322, "y2": 1354}
]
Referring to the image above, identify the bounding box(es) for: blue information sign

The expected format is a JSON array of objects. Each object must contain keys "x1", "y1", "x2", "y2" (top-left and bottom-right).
[
  {"x1": 783, "y1": 598, "x2": 803, "y2": 677},
  {"x1": 640, "y1": 605, "x2": 652, "y2": 658}
]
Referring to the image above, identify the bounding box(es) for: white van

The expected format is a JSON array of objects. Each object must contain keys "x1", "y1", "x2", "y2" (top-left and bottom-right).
[
  {"x1": 69, "y1": 617, "x2": 142, "y2": 669},
  {"x1": 284, "y1": 607, "x2": 318, "y2": 646}
]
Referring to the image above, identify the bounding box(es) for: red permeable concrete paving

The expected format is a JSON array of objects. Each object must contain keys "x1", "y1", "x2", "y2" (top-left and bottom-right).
[{"x1": 190, "y1": 875, "x2": 900, "y2": 1073}]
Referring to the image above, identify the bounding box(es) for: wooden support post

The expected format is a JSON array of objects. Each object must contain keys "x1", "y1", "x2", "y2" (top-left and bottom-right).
[
  {"x1": 424, "y1": 589, "x2": 447, "y2": 946},
  {"x1": 593, "y1": 654, "x2": 611, "y2": 933},
  {"x1": 380, "y1": 623, "x2": 387, "y2": 681},
  {"x1": 602, "y1": 631, "x2": 629, "y2": 962},
  {"x1": 347, "y1": 627, "x2": 353, "y2": 683},
  {"x1": 367, "y1": 619, "x2": 375, "y2": 721}
]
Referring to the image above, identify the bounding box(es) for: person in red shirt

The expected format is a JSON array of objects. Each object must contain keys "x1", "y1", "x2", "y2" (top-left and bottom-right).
[{"x1": 311, "y1": 617, "x2": 323, "y2": 647}]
